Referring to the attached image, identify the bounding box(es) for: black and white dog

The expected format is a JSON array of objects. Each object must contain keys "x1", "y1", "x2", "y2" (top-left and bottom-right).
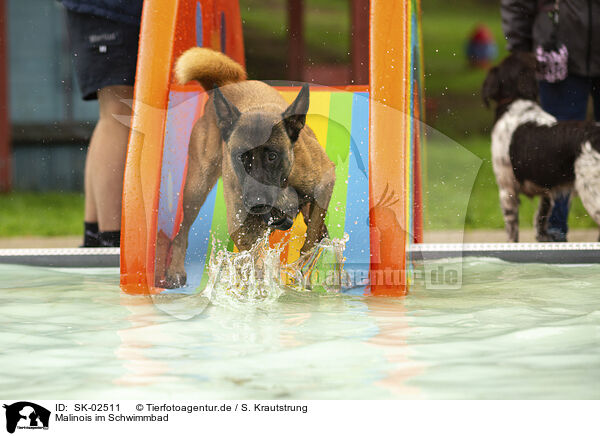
[{"x1": 482, "y1": 52, "x2": 600, "y2": 242}]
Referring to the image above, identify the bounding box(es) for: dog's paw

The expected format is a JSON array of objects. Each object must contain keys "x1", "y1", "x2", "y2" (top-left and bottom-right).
[
  {"x1": 159, "y1": 270, "x2": 187, "y2": 289},
  {"x1": 299, "y1": 240, "x2": 310, "y2": 255}
]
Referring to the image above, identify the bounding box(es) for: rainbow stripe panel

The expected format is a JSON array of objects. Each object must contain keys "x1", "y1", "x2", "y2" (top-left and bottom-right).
[{"x1": 155, "y1": 88, "x2": 371, "y2": 293}]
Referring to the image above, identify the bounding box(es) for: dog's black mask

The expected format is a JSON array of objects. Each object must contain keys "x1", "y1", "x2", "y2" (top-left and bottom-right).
[
  {"x1": 482, "y1": 52, "x2": 538, "y2": 108},
  {"x1": 212, "y1": 84, "x2": 309, "y2": 224},
  {"x1": 260, "y1": 185, "x2": 299, "y2": 231}
]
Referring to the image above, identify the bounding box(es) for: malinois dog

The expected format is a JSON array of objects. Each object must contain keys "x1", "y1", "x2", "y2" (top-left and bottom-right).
[{"x1": 162, "y1": 48, "x2": 336, "y2": 288}]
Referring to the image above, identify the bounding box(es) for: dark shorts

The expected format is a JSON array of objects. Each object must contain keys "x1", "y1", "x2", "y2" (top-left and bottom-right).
[{"x1": 66, "y1": 10, "x2": 140, "y2": 101}]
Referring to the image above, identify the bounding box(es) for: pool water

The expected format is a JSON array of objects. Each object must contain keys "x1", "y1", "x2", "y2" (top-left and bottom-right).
[{"x1": 1, "y1": 258, "x2": 599, "y2": 399}]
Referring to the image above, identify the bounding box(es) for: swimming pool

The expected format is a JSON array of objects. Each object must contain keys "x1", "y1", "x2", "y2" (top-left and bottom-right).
[{"x1": 1, "y1": 258, "x2": 598, "y2": 399}]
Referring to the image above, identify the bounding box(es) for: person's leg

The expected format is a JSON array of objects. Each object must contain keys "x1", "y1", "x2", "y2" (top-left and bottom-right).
[
  {"x1": 538, "y1": 75, "x2": 591, "y2": 241},
  {"x1": 547, "y1": 192, "x2": 572, "y2": 240},
  {"x1": 539, "y1": 75, "x2": 590, "y2": 121},
  {"x1": 86, "y1": 85, "x2": 133, "y2": 244},
  {"x1": 591, "y1": 77, "x2": 600, "y2": 121},
  {"x1": 82, "y1": 149, "x2": 99, "y2": 246},
  {"x1": 64, "y1": 9, "x2": 138, "y2": 247},
  {"x1": 82, "y1": 104, "x2": 102, "y2": 247}
]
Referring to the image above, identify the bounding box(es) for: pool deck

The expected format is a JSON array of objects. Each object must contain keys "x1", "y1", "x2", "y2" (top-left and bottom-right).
[
  {"x1": 423, "y1": 229, "x2": 599, "y2": 243},
  {"x1": 0, "y1": 229, "x2": 597, "y2": 248},
  {"x1": 0, "y1": 236, "x2": 83, "y2": 248}
]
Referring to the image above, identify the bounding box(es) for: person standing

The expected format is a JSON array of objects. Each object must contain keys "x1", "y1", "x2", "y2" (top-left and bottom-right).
[
  {"x1": 61, "y1": 0, "x2": 143, "y2": 246},
  {"x1": 501, "y1": 0, "x2": 600, "y2": 241}
]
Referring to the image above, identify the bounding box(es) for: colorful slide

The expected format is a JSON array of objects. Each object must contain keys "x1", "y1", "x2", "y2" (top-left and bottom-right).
[{"x1": 120, "y1": 0, "x2": 424, "y2": 296}]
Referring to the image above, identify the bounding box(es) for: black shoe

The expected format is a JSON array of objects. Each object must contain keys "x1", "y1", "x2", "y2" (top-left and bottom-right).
[
  {"x1": 98, "y1": 231, "x2": 121, "y2": 247},
  {"x1": 81, "y1": 222, "x2": 101, "y2": 247},
  {"x1": 546, "y1": 228, "x2": 567, "y2": 242}
]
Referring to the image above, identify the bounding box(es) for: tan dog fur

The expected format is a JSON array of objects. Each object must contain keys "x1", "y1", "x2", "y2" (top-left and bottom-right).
[{"x1": 162, "y1": 48, "x2": 335, "y2": 288}]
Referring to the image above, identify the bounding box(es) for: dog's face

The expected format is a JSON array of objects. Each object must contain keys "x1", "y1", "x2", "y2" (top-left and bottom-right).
[
  {"x1": 482, "y1": 52, "x2": 538, "y2": 107},
  {"x1": 212, "y1": 84, "x2": 309, "y2": 219}
]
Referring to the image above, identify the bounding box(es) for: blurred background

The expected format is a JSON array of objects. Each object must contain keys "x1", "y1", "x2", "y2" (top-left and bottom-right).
[{"x1": 0, "y1": 0, "x2": 596, "y2": 241}]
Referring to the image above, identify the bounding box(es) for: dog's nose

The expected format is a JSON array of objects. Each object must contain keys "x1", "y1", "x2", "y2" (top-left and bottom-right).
[
  {"x1": 249, "y1": 204, "x2": 272, "y2": 215},
  {"x1": 266, "y1": 214, "x2": 294, "y2": 231}
]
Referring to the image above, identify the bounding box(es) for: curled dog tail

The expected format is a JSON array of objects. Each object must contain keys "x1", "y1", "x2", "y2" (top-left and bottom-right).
[{"x1": 175, "y1": 47, "x2": 246, "y2": 90}]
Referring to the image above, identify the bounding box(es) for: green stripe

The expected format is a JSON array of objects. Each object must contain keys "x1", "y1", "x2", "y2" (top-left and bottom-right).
[
  {"x1": 209, "y1": 178, "x2": 231, "y2": 247},
  {"x1": 198, "y1": 178, "x2": 231, "y2": 290},
  {"x1": 324, "y1": 92, "x2": 353, "y2": 239}
]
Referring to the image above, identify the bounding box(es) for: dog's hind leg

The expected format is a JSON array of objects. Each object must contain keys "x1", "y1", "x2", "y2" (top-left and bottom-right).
[
  {"x1": 575, "y1": 142, "x2": 600, "y2": 240},
  {"x1": 534, "y1": 194, "x2": 554, "y2": 242},
  {"x1": 499, "y1": 188, "x2": 520, "y2": 242}
]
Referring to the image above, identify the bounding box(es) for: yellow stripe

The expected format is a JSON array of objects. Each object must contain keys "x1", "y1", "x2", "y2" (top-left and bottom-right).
[
  {"x1": 279, "y1": 91, "x2": 298, "y2": 104},
  {"x1": 279, "y1": 91, "x2": 297, "y2": 104},
  {"x1": 285, "y1": 212, "x2": 308, "y2": 269},
  {"x1": 306, "y1": 92, "x2": 330, "y2": 149},
  {"x1": 279, "y1": 90, "x2": 330, "y2": 149},
  {"x1": 276, "y1": 90, "x2": 332, "y2": 266}
]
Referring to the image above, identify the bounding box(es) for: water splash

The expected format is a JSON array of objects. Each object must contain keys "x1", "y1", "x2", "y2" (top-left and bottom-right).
[
  {"x1": 283, "y1": 234, "x2": 349, "y2": 293},
  {"x1": 202, "y1": 232, "x2": 348, "y2": 309}
]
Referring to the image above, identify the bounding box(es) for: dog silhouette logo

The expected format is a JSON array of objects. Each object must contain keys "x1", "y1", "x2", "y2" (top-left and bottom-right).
[{"x1": 3, "y1": 402, "x2": 50, "y2": 434}]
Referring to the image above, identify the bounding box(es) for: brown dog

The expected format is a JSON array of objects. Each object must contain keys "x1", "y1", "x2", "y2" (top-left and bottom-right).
[{"x1": 162, "y1": 48, "x2": 336, "y2": 288}]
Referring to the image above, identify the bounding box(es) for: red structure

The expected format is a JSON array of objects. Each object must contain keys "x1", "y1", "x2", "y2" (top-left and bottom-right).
[{"x1": 286, "y1": 0, "x2": 369, "y2": 85}]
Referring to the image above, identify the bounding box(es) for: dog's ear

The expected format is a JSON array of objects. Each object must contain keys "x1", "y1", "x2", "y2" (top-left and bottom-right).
[
  {"x1": 517, "y1": 60, "x2": 539, "y2": 102},
  {"x1": 212, "y1": 87, "x2": 241, "y2": 142},
  {"x1": 482, "y1": 66, "x2": 500, "y2": 108},
  {"x1": 282, "y1": 83, "x2": 310, "y2": 143},
  {"x1": 517, "y1": 73, "x2": 538, "y2": 101}
]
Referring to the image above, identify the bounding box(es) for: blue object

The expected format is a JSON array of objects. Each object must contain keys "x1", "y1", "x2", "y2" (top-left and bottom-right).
[
  {"x1": 539, "y1": 75, "x2": 600, "y2": 121},
  {"x1": 466, "y1": 42, "x2": 497, "y2": 63},
  {"x1": 59, "y1": 0, "x2": 143, "y2": 25},
  {"x1": 547, "y1": 192, "x2": 570, "y2": 239},
  {"x1": 196, "y1": 2, "x2": 203, "y2": 47},
  {"x1": 220, "y1": 12, "x2": 226, "y2": 53},
  {"x1": 466, "y1": 25, "x2": 497, "y2": 66}
]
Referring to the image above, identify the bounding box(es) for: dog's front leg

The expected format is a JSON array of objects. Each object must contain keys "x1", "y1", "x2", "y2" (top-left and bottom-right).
[
  {"x1": 163, "y1": 121, "x2": 222, "y2": 288},
  {"x1": 301, "y1": 202, "x2": 330, "y2": 253},
  {"x1": 499, "y1": 188, "x2": 519, "y2": 242},
  {"x1": 163, "y1": 161, "x2": 220, "y2": 288},
  {"x1": 300, "y1": 168, "x2": 335, "y2": 253},
  {"x1": 229, "y1": 213, "x2": 268, "y2": 252},
  {"x1": 534, "y1": 194, "x2": 554, "y2": 242}
]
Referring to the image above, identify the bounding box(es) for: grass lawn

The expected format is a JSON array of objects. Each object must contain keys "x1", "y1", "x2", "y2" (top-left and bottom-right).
[
  {"x1": 425, "y1": 134, "x2": 597, "y2": 230},
  {"x1": 0, "y1": 192, "x2": 84, "y2": 237},
  {"x1": 421, "y1": 0, "x2": 509, "y2": 138},
  {"x1": 419, "y1": 0, "x2": 595, "y2": 231}
]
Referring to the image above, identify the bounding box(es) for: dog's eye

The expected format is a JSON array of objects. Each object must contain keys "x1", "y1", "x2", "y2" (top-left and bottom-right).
[{"x1": 267, "y1": 151, "x2": 278, "y2": 162}]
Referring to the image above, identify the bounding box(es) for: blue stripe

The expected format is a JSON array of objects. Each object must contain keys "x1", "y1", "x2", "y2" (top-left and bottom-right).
[
  {"x1": 343, "y1": 92, "x2": 370, "y2": 285},
  {"x1": 220, "y1": 12, "x2": 226, "y2": 53},
  {"x1": 182, "y1": 184, "x2": 217, "y2": 291},
  {"x1": 157, "y1": 91, "x2": 198, "y2": 239},
  {"x1": 196, "y1": 2, "x2": 203, "y2": 47},
  {"x1": 157, "y1": 90, "x2": 216, "y2": 293}
]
